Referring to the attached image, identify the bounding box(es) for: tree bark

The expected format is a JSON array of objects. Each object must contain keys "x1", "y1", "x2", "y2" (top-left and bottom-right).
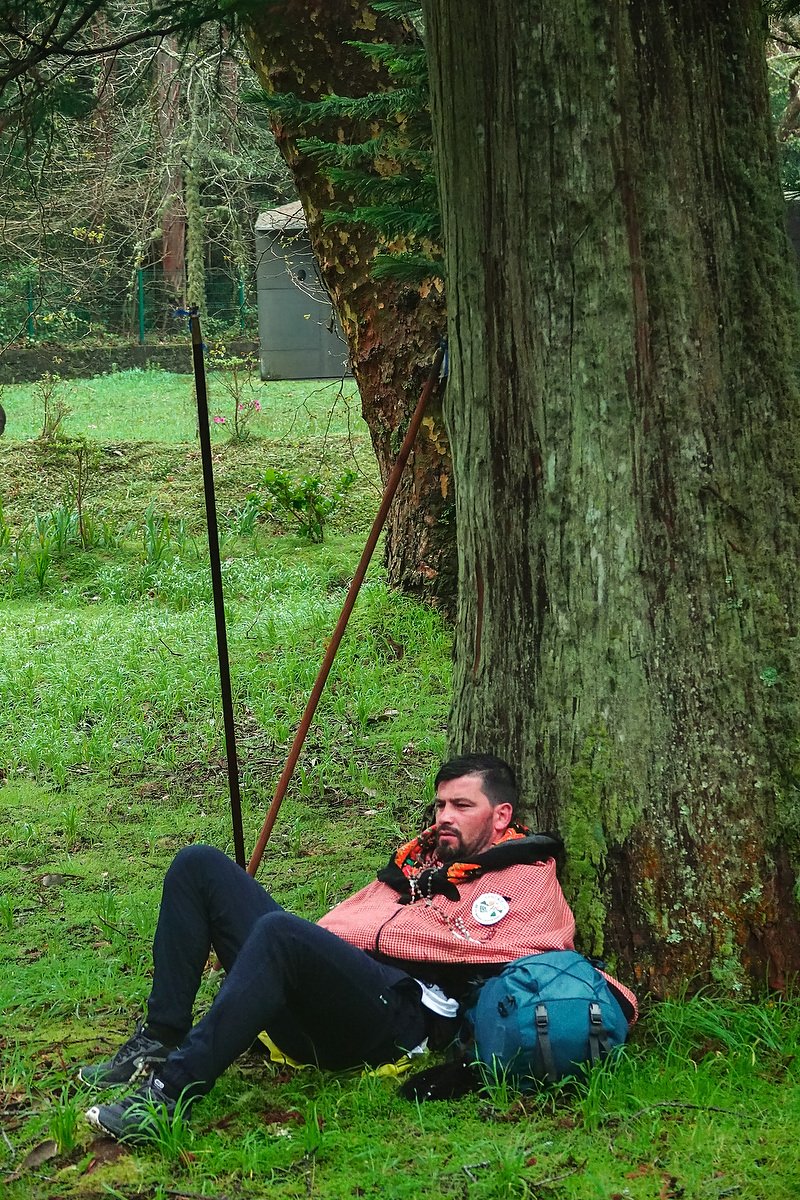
[
  {"x1": 154, "y1": 39, "x2": 185, "y2": 304},
  {"x1": 244, "y1": 2, "x2": 455, "y2": 609},
  {"x1": 423, "y1": 0, "x2": 800, "y2": 993}
]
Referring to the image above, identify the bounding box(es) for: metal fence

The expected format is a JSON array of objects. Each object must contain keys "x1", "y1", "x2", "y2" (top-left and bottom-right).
[{"x1": 0, "y1": 266, "x2": 259, "y2": 348}]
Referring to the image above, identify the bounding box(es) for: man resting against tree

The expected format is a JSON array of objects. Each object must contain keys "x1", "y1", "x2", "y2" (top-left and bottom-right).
[{"x1": 79, "y1": 753, "x2": 637, "y2": 1140}]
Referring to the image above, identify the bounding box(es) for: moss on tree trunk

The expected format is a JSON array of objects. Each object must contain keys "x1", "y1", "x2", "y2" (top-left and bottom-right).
[
  {"x1": 424, "y1": 0, "x2": 800, "y2": 992},
  {"x1": 245, "y1": 1, "x2": 455, "y2": 609}
]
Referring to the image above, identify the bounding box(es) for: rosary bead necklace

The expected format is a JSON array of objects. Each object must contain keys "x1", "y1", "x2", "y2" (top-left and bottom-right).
[{"x1": 408, "y1": 862, "x2": 482, "y2": 944}]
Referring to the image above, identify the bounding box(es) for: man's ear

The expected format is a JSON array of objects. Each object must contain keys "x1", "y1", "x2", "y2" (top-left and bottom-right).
[{"x1": 493, "y1": 801, "x2": 514, "y2": 836}]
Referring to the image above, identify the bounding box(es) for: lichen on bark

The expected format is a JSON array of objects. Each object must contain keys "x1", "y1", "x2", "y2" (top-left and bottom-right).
[{"x1": 425, "y1": 0, "x2": 800, "y2": 992}]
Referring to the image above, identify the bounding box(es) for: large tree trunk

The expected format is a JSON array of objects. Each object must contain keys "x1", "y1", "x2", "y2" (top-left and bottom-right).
[
  {"x1": 423, "y1": 0, "x2": 800, "y2": 993},
  {"x1": 245, "y1": 2, "x2": 455, "y2": 609}
]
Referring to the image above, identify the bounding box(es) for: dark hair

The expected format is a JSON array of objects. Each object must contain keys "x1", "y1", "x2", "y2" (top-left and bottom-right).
[{"x1": 434, "y1": 753, "x2": 518, "y2": 814}]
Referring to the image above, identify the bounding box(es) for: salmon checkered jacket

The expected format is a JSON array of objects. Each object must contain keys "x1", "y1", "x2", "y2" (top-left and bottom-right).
[{"x1": 318, "y1": 842, "x2": 638, "y2": 1021}]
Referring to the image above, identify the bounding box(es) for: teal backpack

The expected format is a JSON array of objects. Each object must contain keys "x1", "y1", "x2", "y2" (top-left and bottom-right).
[{"x1": 465, "y1": 950, "x2": 630, "y2": 1090}]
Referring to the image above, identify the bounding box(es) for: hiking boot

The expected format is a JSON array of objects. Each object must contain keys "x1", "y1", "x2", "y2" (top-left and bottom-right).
[
  {"x1": 78, "y1": 1023, "x2": 175, "y2": 1087},
  {"x1": 85, "y1": 1071, "x2": 188, "y2": 1142}
]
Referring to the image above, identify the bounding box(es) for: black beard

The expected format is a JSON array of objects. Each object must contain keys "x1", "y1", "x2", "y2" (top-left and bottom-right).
[{"x1": 435, "y1": 833, "x2": 463, "y2": 863}]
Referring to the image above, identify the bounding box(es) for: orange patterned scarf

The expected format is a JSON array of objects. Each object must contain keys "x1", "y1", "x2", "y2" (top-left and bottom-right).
[{"x1": 392, "y1": 823, "x2": 531, "y2": 888}]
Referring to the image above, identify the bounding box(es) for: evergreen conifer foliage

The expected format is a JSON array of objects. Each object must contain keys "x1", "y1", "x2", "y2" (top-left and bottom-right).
[
  {"x1": 253, "y1": 0, "x2": 442, "y2": 284},
  {"x1": 243, "y1": 0, "x2": 455, "y2": 607}
]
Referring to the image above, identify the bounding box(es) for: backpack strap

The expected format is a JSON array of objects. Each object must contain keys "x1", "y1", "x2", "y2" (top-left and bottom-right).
[
  {"x1": 535, "y1": 1003, "x2": 558, "y2": 1082},
  {"x1": 588, "y1": 1001, "x2": 611, "y2": 1064}
]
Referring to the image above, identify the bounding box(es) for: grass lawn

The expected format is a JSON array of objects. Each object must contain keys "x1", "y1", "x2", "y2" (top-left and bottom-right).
[
  {"x1": 0, "y1": 367, "x2": 362, "y2": 443},
  {"x1": 1, "y1": 367, "x2": 799, "y2": 1199}
]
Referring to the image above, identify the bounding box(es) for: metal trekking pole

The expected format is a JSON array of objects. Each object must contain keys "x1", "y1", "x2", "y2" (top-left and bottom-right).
[
  {"x1": 247, "y1": 341, "x2": 446, "y2": 878},
  {"x1": 189, "y1": 308, "x2": 246, "y2": 867}
]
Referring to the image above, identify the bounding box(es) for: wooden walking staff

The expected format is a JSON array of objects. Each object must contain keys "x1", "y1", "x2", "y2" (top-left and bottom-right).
[
  {"x1": 247, "y1": 342, "x2": 447, "y2": 879},
  {"x1": 189, "y1": 308, "x2": 246, "y2": 868}
]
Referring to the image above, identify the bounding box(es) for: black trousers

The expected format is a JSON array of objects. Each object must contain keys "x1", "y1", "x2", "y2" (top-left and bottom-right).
[{"x1": 145, "y1": 845, "x2": 428, "y2": 1096}]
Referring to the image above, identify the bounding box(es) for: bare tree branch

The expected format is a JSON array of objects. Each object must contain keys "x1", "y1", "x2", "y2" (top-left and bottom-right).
[
  {"x1": 778, "y1": 63, "x2": 800, "y2": 141},
  {"x1": 1, "y1": 0, "x2": 105, "y2": 87}
]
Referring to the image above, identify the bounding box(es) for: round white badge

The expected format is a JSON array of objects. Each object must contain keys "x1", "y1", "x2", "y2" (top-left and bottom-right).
[{"x1": 471, "y1": 892, "x2": 510, "y2": 926}]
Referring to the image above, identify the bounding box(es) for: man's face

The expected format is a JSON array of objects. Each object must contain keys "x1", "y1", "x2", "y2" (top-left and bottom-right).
[{"x1": 433, "y1": 773, "x2": 513, "y2": 862}]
